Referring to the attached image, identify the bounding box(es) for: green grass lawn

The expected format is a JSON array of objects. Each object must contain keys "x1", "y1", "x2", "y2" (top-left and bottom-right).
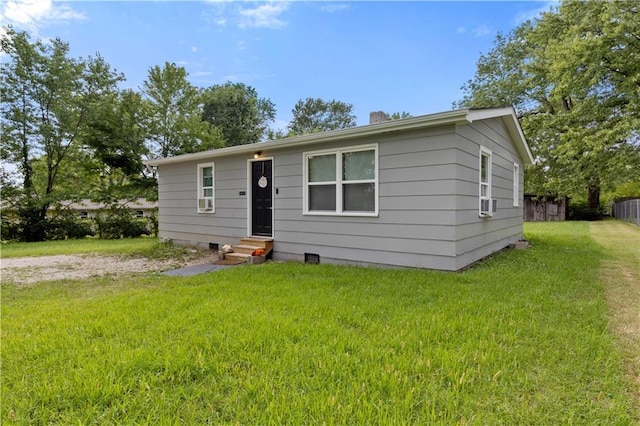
[
  {"x1": 0, "y1": 237, "x2": 162, "y2": 258},
  {"x1": 0, "y1": 237, "x2": 197, "y2": 263},
  {"x1": 1, "y1": 223, "x2": 636, "y2": 424}
]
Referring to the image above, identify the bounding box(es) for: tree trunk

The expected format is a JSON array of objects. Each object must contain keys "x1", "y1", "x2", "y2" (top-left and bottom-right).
[{"x1": 588, "y1": 185, "x2": 601, "y2": 209}]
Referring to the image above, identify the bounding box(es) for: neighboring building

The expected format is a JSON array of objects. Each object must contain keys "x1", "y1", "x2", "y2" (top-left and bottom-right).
[
  {"x1": 145, "y1": 107, "x2": 533, "y2": 271},
  {"x1": 54, "y1": 199, "x2": 158, "y2": 219},
  {"x1": 523, "y1": 194, "x2": 568, "y2": 222}
]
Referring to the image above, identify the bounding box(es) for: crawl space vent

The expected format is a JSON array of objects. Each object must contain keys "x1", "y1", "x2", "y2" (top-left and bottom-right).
[{"x1": 304, "y1": 253, "x2": 320, "y2": 264}]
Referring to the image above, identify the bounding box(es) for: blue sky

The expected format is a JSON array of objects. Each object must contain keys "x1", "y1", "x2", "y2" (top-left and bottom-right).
[{"x1": 1, "y1": 1, "x2": 556, "y2": 129}]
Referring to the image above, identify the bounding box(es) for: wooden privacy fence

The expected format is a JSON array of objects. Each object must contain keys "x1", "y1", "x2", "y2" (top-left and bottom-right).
[
  {"x1": 612, "y1": 199, "x2": 640, "y2": 226},
  {"x1": 524, "y1": 195, "x2": 568, "y2": 222}
]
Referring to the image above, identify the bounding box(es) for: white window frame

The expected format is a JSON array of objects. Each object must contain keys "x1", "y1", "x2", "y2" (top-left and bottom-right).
[
  {"x1": 513, "y1": 162, "x2": 520, "y2": 207},
  {"x1": 303, "y1": 144, "x2": 379, "y2": 217},
  {"x1": 197, "y1": 162, "x2": 215, "y2": 213},
  {"x1": 479, "y1": 146, "x2": 493, "y2": 217}
]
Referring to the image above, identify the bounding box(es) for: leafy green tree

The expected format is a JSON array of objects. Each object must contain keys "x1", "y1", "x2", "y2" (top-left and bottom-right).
[
  {"x1": 141, "y1": 62, "x2": 223, "y2": 158},
  {"x1": 201, "y1": 82, "x2": 276, "y2": 146},
  {"x1": 0, "y1": 28, "x2": 124, "y2": 241},
  {"x1": 387, "y1": 112, "x2": 411, "y2": 120},
  {"x1": 288, "y1": 97, "x2": 357, "y2": 135},
  {"x1": 82, "y1": 89, "x2": 157, "y2": 202},
  {"x1": 30, "y1": 89, "x2": 156, "y2": 207},
  {"x1": 0, "y1": 164, "x2": 20, "y2": 202},
  {"x1": 84, "y1": 90, "x2": 148, "y2": 175},
  {"x1": 456, "y1": 1, "x2": 640, "y2": 208},
  {"x1": 265, "y1": 128, "x2": 290, "y2": 141}
]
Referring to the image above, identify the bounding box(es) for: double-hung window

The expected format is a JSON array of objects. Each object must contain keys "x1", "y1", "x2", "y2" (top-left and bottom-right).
[
  {"x1": 197, "y1": 162, "x2": 215, "y2": 213},
  {"x1": 304, "y1": 144, "x2": 378, "y2": 216},
  {"x1": 479, "y1": 146, "x2": 493, "y2": 216}
]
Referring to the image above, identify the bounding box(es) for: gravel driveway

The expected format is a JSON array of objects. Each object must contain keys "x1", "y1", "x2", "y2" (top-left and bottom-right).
[{"x1": 1, "y1": 252, "x2": 213, "y2": 285}]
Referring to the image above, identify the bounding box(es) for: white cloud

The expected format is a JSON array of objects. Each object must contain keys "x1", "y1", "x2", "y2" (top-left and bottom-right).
[
  {"x1": 456, "y1": 24, "x2": 493, "y2": 38},
  {"x1": 222, "y1": 74, "x2": 240, "y2": 82},
  {"x1": 191, "y1": 46, "x2": 199, "y2": 53},
  {"x1": 238, "y1": 2, "x2": 288, "y2": 29},
  {"x1": 320, "y1": 3, "x2": 350, "y2": 14},
  {"x1": 190, "y1": 71, "x2": 212, "y2": 77},
  {"x1": 515, "y1": 0, "x2": 559, "y2": 24},
  {"x1": 216, "y1": 17, "x2": 227, "y2": 27},
  {"x1": 0, "y1": 0, "x2": 85, "y2": 34},
  {"x1": 471, "y1": 25, "x2": 491, "y2": 37}
]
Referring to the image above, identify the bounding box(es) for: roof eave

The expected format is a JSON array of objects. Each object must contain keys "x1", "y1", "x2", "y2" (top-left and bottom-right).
[
  {"x1": 144, "y1": 106, "x2": 534, "y2": 167},
  {"x1": 468, "y1": 106, "x2": 534, "y2": 165},
  {"x1": 144, "y1": 108, "x2": 472, "y2": 167}
]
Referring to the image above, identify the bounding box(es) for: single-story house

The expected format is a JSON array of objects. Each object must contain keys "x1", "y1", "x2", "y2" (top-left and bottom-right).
[
  {"x1": 145, "y1": 106, "x2": 534, "y2": 271},
  {"x1": 0, "y1": 198, "x2": 157, "y2": 220},
  {"x1": 54, "y1": 199, "x2": 158, "y2": 219}
]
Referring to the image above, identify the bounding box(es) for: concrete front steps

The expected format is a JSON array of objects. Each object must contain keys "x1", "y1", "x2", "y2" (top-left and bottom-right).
[{"x1": 224, "y1": 237, "x2": 273, "y2": 264}]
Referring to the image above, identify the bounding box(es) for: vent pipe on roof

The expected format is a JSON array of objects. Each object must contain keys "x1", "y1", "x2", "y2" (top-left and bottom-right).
[{"x1": 369, "y1": 111, "x2": 388, "y2": 124}]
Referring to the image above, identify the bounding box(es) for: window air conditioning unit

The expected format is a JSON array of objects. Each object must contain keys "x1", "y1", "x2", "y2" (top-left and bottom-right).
[
  {"x1": 481, "y1": 199, "x2": 490, "y2": 214},
  {"x1": 480, "y1": 199, "x2": 497, "y2": 216},
  {"x1": 198, "y1": 198, "x2": 213, "y2": 211}
]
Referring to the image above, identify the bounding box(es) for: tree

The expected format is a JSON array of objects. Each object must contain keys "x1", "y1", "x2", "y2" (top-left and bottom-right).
[
  {"x1": 456, "y1": 1, "x2": 640, "y2": 208},
  {"x1": 387, "y1": 111, "x2": 411, "y2": 120},
  {"x1": 25, "y1": 89, "x2": 156, "y2": 209},
  {"x1": 288, "y1": 97, "x2": 357, "y2": 135},
  {"x1": 82, "y1": 89, "x2": 157, "y2": 202},
  {"x1": 141, "y1": 62, "x2": 223, "y2": 158},
  {"x1": 201, "y1": 82, "x2": 276, "y2": 146},
  {"x1": 84, "y1": 90, "x2": 148, "y2": 175},
  {"x1": 0, "y1": 27, "x2": 124, "y2": 241}
]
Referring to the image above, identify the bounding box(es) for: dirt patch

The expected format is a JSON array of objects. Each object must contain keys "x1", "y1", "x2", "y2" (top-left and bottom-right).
[
  {"x1": 590, "y1": 221, "x2": 640, "y2": 417},
  {"x1": 1, "y1": 251, "x2": 214, "y2": 286}
]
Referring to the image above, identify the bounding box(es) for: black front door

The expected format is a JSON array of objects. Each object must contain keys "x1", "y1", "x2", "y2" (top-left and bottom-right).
[{"x1": 251, "y1": 159, "x2": 272, "y2": 236}]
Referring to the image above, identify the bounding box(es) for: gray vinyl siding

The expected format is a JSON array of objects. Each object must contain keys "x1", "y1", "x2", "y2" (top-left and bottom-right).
[
  {"x1": 269, "y1": 126, "x2": 459, "y2": 270},
  {"x1": 452, "y1": 118, "x2": 524, "y2": 269},
  {"x1": 157, "y1": 154, "x2": 250, "y2": 247},
  {"x1": 155, "y1": 115, "x2": 527, "y2": 271}
]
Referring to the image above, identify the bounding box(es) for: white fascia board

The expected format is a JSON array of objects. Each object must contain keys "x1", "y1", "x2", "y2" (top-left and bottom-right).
[
  {"x1": 468, "y1": 106, "x2": 534, "y2": 165},
  {"x1": 144, "y1": 109, "x2": 472, "y2": 167}
]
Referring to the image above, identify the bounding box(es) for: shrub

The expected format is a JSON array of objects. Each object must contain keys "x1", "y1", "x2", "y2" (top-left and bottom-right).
[
  {"x1": 45, "y1": 212, "x2": 94, "y2": 240},
  {"x1": 568, "y1": 200, "x2": 606, "y2": 221},
  {"x1": 95, "y1": 210, "x2": 149, "y2": 239},
  {"x1": 146, "y1": 213, "x2": 159, "y2": 237},
  {"x1": 0, "y1": 215, "x2": 21, "y2": 242},
  {"x1": 1, "y1": 211, "x2": 93, "y2": 242}
]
